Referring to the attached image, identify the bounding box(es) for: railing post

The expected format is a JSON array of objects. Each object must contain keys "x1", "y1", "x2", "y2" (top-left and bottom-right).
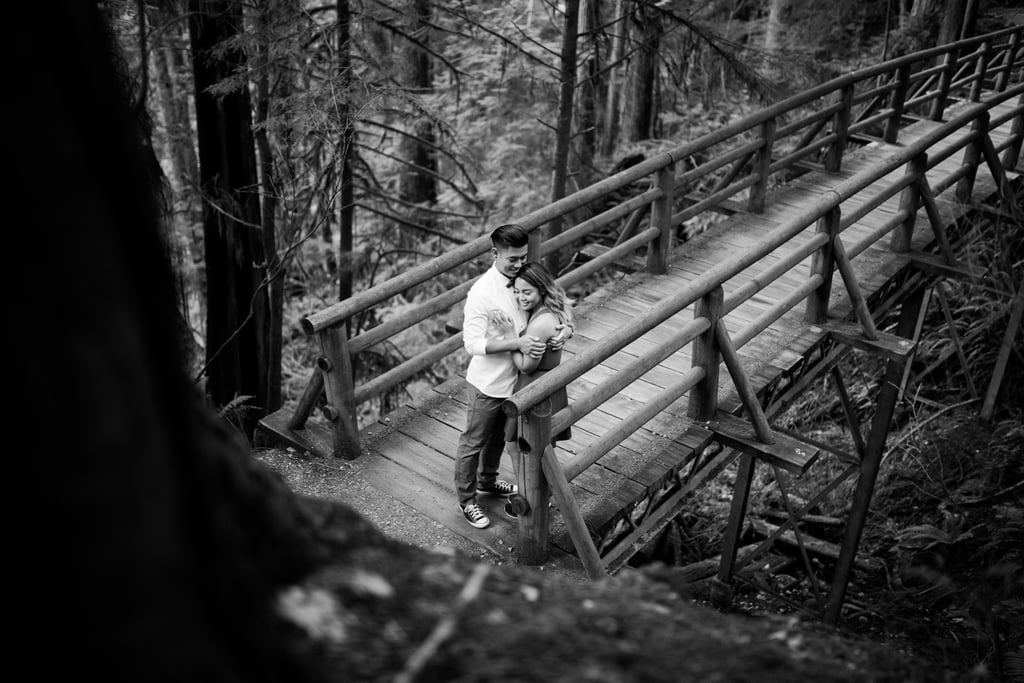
[
  {"x1": 646, "y1": 162, "x2": 675, "y2": 274},
  {"x1": 956, "y1": 113, "x2": 988, "y2": 202},
  {"x1": 884, "y1": 63, "x2": 911, "y2": 144},
  {"x1": 1001, "y1": 94, "x2": 1024, "y2": 170},
  {"x1": 994, "y1": 30, "x2": 1021, "y2": 92},
  {"x1": 688, "y1": 286, "x2": 723, "y2": 421},
  {"x1": 928, "y1": 50, "x2": 957, "y2": 121},
  {"x1": 825, "y1": 85, "x2": 854, "y2": 172},
  {"x1": 892, "y1": 153, "x2": 927, "y2": 253},
  {"x1": 805, "y1": 207, "x2": 841, "y2": 324},
  {"x1": 317, "y1": 326, "x2": 361, "y2": 459},
  {"x1": 969, "y1": 40, "x2": 991, "y2": 102},
  {"x1": 517, "y1": 406, "x2": 552, "y2": 565},
  {"x1": 747, "y1": 118, "x2": 776, "y2": 213}
]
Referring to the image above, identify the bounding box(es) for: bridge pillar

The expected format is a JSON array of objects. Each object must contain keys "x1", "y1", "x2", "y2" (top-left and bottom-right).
[
  {"x1": 823, "y1": 285, "x2": 927, "y2": 625},
  {"x1": 515, "y1": 406, "x2": 552, "y2": 565}
]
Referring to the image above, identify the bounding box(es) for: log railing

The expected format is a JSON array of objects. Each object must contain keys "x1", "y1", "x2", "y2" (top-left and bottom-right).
[{"x1": 504, "y1": 82, "x2": 1023, "y2": 577}]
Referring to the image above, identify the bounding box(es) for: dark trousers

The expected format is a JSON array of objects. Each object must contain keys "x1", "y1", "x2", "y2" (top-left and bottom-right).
[{"x1": 454, "y1": 384, "x2": 507, "y2": 506}]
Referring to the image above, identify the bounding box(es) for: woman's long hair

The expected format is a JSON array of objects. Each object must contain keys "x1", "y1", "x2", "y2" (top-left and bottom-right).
[{"x1": 516, "y1": 262, "x2": 575, "y2": 327}]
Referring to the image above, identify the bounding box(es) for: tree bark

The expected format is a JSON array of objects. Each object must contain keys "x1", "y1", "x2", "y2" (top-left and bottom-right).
[
  {"x1": 574, "y1": 0, "x2": 599, "y2": 189},
  {"x1": 255, "y1": 0, "x2": 285, "y2": 412},
  {"x1": 601, "y1": 0, "x2": 629, "y2": 157},
  {"x1": 338, "y1": 0, "x2": 356, "y2": 304},
  {"x1": 189, "y1": 0, "x2": 271, "y2": 434},
  {"x1": 397, "y1": 0, "x2": 438, "y2": 211},
  {"x1": 546, "y1": 0, "x2": 580, "y2": 276},
  {"x1": 627, "y1": 2, "x2": 659, "y2": 142},
  {"x1": 13, "y1": 3, "x2": 323, "y2": 679}
]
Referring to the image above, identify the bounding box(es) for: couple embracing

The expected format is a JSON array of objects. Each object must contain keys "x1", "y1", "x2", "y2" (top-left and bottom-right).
[{"x1": 455, "y1": 224, "x2": 575, "y2": 529}]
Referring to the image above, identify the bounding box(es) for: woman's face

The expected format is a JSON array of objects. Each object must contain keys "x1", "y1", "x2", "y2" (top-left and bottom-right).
[{"x1": 513, "y1": 277, "x2": 543, "y2": 313}]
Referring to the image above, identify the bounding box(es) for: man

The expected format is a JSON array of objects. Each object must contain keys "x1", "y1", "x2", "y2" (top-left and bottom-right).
[{"x1": 455, "y1": 224, "x2": 568, "y2": 529}]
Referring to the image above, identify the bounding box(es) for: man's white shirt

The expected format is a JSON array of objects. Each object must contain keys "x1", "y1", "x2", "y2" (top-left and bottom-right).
[{"x1": 463, "y1": 264, "x2": 527, "y2": 398}]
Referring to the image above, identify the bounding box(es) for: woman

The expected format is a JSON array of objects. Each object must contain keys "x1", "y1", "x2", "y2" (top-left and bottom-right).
[{"x1": 492, "y1": 262, "x2": 574, "y2": 519}]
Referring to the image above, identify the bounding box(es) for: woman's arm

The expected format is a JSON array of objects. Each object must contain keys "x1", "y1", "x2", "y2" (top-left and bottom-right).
[{"x1": 513, "y1": 312, "x2": 557, "y2": 374}]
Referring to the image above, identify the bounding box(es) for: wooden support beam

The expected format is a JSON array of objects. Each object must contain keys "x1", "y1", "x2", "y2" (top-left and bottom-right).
[
  {"x1": 903, "y1": 250, "x2": 984, "y2": 282},
  {"x1": 824, "y1": 320, "x2": 917, "y2": 364},
  {"x1": 830, "y1": 366, "x2": 867, "y2": 460},
  {"x1": 540, "y1": 446, "x2": 606, "y2": 580},
  {"x1": 714, "y1": 320, "x2": 774, "y2": 444},
  {"x1": 832, "y1": 237, "x2": 880, "y2": 341},
  {"x1": 706, "y1": 411, "x2": 820, "y2": 475},
  {"x1": 935, "y1": 285, "x2": 979, "y2": 399},
  {"x1": 824, "y1": 285, "x2": 928, "y2": 625},
  {"x1": 288, "y1": 368, "x2": 325, "y2": 430},
  {"x1": 981, "y1": 279, "x2": 1024, "y2": 421}
]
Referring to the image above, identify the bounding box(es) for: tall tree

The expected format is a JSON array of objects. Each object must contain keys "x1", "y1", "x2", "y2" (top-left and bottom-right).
[
  {"x1": 546, "y1": 0, "x2": 581, "y2": 275},
  {"x1": 14, "y1": 3, "x2": 323, "y2": 679},
  {"x1": 338, "y1": 0, "x2": 357, "y2": 303},
  {"x1": 397, "y1": 0, "x2": 439, "y2": 208},
  {"x1": 627, "y1": 1, "x2": 660, "y2": 142},
  {"x1": 189, "y1": 0, "x2": 271, "y2": 434}
]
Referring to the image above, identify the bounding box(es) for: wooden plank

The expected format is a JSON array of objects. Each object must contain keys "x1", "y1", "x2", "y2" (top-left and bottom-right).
[
  {"x1": 825, "y1": 320, "x2": 918, "y2": 362},
  {"x1": 706, "y1": 411, "x2": 820, "y2": 475}
]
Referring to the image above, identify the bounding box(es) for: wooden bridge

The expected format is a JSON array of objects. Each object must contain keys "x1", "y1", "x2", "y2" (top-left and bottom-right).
[{"x1": 258, "y1": 27, "x2": 1024, "y2": 625}]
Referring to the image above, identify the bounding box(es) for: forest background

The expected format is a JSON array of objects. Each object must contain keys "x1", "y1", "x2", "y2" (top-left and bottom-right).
[
  {"x1": 109, "y1": 0, "x2": 989, "y2": 439},
  {"x1": 30, "y1": 1, "x2": 1017, "y2": 680}
]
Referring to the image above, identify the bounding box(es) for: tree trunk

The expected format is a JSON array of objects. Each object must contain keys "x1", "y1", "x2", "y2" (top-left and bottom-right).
[
  {"x1": 189, "y1": 0, "x2": 271, "y2": 435},
  {"x1": 627, "y1": 2, "x2": 659, "y2": 142},
  {"x1": 397, "y1": 0, "x2": 438, "y2": 212},
  {"x1": 255, "y1": 0, "x2": 285, "y2": 413},
  {"x1": 338, "y1": 0, "x2": 356, "y2": 304},
  {"x1": 764, "y1": 0, "x2": 788, "y2": 54},
  {"x1": 546, "y1": 0, "x2": 580, "y2": 276},
  {"x1": 601, "y1": 0, "x2": 629, "y2": 157},
  {"x1": 14, "y1": 3, "x2": 322, "y2": 679},
  {"x1": 573, "y1": 0, "x2": 599, "y2": 189}
]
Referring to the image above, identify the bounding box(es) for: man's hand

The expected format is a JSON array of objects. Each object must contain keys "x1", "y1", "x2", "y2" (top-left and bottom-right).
[
  {"x1": 517, "y1": 334, "x2": 547, "y2": 359},
  {"x1": 548, "y1": 323, "x2": 574, "y2": 351}
]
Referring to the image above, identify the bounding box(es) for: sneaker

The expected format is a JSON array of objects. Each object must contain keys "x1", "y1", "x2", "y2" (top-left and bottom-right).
[
  {"x1": 476, "y1": 479, "x2": 518, "y2": 497},
  {"x1": 503, "y1": 499, "x2": 519, "y2": 520},
  {"x1": 459, "y1": 502, "x2": 490, "y2": 529}
]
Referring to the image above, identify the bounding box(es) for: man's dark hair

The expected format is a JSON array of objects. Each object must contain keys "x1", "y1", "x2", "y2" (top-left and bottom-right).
[{"x1": 491, "y1": 223, "x2": 529, "y2": 249}]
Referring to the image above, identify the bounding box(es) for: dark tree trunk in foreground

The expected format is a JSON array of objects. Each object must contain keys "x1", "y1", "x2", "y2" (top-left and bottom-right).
[
  {"x1": 12, "y1": 4, "x2": 324, "y2": 680},
  {"x1": 189, "y1": 0, "x2": 271, "y2": 433}
]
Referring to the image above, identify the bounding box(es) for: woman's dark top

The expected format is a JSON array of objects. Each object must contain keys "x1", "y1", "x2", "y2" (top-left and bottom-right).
[{"x1": 504, "y1": 307, "x2": 571, "y2": 445}]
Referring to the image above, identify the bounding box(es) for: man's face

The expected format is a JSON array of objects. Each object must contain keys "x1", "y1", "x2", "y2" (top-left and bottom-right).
[{"x1": 494, "y1": 244, "x2": 528, "y2": 278}]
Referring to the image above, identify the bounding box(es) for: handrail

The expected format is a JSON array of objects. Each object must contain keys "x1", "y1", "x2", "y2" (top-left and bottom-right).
[
  {"x1": 302, "y1": 25, "x2": 1021, "y2": 335},
  {"x1": 506, "y1": 83, "x2": 1024, "y2": 427}
]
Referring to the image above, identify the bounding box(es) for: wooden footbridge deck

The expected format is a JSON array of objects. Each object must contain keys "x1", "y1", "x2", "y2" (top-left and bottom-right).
[{"x1": 259, "y1": 28, "x2": 1023, "y2": 624}]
